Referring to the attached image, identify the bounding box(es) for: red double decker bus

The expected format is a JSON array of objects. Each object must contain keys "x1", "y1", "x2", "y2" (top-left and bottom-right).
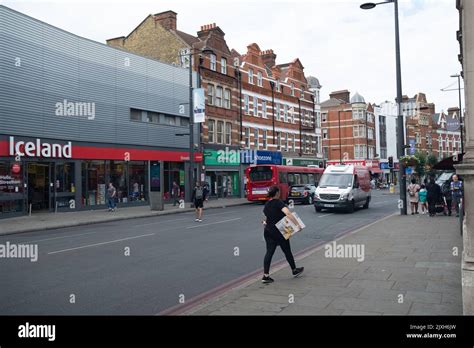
[{"x1": 245, "y1": 165, "x2": 324, "y2": 202}]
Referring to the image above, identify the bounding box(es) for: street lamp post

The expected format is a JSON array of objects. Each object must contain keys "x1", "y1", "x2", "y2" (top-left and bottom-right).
[
  {"x1": 451, "y1": 73, "x2": 464, "y2": 155},
  {"x1": 361, "y1": 0, "x2": 407, "y2": 215},
  {"x1": 179, "y1": 47, "x2": 214, "y2": 202}
]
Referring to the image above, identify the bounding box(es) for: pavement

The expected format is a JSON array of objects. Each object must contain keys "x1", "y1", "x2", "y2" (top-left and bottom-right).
[
  {"x1": 0, "y1": 197, "x2": 251, "y2": 235},
  {"x1": 186, "y1": 212, "x2": 463, "y2": 316}
]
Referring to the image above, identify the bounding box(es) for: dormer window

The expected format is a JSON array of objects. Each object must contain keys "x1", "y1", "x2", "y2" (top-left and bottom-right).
[
  {"x1": 248, "y1": 69, "x2": 254, "y2": 84},
  {"x1": 257, "y1": 71, "x2": 263, "y2": 87}
]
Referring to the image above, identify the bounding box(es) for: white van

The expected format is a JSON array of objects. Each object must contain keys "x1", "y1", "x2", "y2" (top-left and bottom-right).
[{"x1": 314, "y1": 164, "x2": 371, "y2": 213}]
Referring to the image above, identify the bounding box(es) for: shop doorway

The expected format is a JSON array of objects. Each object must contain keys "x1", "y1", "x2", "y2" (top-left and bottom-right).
[{"x1": 27, "y1": 163, "x2": 52, "y2": 211}]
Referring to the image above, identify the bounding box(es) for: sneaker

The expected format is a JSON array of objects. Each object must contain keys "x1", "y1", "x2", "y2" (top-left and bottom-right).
[
  {"x1": 292, "y1": 267, "x2": 304, "y2": 277},
  {"x1": 195, "y1": 218, "x2": 199, "y2": 222},
  {"x1": 261, "y1": 276, "x2": 274, "y2": 284},
  {"x1": 198, "y1": 219, "x2": 202, "y2": 222}
]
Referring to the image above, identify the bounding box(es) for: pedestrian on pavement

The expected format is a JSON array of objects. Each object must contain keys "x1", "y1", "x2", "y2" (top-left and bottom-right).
[
  {"x1": 451, "y1": 174, "x2": 463, "y2": 217},
  {"x1": 261, "y1": 185, "x2": 304, "y2": 284},
  {"x1": 442, "y1": 179, "x2": 453, "y2": 216},
  {"x1": 407, "y1": 178, "x2": 421, "y2": 215},
  {"x1": 426, "y1": 176, "x2": 442, "y2": 217},
  {"x1": 192, "y1": 181, "x2": 207, "y2": 222},
  {"x1": 107, "y1": 182, "x2": 117, "y2": 212},
  {"x1": 171, "y1": 181, "x2": 180, "y2": 206},
  {"x1": 418, "y1": 184, "x2": 428, "y2": 214}
]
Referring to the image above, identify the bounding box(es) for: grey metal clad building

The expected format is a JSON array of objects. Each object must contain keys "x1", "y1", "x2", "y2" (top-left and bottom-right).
[{"x1": 0, "y1": 5, "x2": 198, "y2": 217}]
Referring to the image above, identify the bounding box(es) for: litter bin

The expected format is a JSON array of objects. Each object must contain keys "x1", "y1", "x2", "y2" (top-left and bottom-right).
[{"x1": 389, "y1": 184, "x2": 395, "y2": 194}]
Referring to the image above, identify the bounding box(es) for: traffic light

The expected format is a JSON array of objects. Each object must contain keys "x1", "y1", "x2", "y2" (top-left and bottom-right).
[{"x1": 388, "y1": 156, "x2": 394, "y2": 168}]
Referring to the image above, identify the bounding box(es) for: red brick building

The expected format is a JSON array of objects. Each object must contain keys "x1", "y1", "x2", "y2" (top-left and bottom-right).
[
  {"x1": 401, "y1": 93, "x2": 438, "y2": 157},
  {"x1": 107, "y1": 10, "x2": 323, "y2": 198},
  {"x1": 433, "y1": 107, "x2": 462, "y2": 159},
  {"x1": 321, "y1": 90, "x2": 377, "y2": 162}
]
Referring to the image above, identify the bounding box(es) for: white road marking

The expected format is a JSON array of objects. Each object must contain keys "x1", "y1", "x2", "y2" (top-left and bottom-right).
[
  {"x1": 372, "y1": 200, "x2": 394, "y2": 205},
  {"x1": 186, "y1": 218, "x2": 242, "y2": 229},
  {"x1": 47, "y1": 233, "x2": 155, "y2": 255},
  {"x1": 135, "y1": 210, "x2": 237, "y2": 227},
  {"x1": 318, "y1": 213, "x2": 334, "y2": 218},
  {"x1": 20, "y1": 231, "x2": 98, "y2": 244}
]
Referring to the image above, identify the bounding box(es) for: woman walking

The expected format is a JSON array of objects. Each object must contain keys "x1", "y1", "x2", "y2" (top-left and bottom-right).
[
  {"x1": 261, "y1": 186, "x2": 304, "y2": 284},
  {"x1": 407, "y1": 178, "x2": 420, "y2": 215},
  {"x1": 426, "y1": 176, "x2": 442, "y2": 217}
]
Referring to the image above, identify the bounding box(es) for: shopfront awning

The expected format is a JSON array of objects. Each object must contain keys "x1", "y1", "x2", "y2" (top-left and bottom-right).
[
  {"x1": 369, "y1": 168, "x2": 383, "y2": 174},
  {"x1": 433, "y1": 153, "x2": 465, "y2": 170}
]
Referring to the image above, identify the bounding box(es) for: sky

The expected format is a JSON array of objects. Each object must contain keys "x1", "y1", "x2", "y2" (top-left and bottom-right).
[{"x1": 0, "y1": 0, "x2": 463, "y2": 112}]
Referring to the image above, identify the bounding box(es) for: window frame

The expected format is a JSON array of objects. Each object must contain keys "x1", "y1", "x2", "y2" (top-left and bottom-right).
[
  {"x1": 248, "y1": 68, "x2": 254, "y2": 84},
  {"x1": 220, "y1": 57, "x2": 227, "y2": 74},
  {"x1": 215, "y1": 86, "x2": 223, "y2": 108},
  {"x1": 225, "y1": 122, "x2": 232, "y2": 145},
  {"x1": 208, "y1": 119, "x2": 216, "y2": 143},
  {"x1": 216, "y1": 120, "x2": 224, "y2": 144},
  {"x1": 210, "y1": 54, "x2": 217, "y2": 71},
  {"x1": 224, "y1": 89, "x2": 231, "y2": 109}
]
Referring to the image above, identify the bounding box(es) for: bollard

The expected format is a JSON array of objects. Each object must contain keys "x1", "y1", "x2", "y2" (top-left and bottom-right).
[{"x1": 29, "y1": 203, "x2": 32, "y2": 216}]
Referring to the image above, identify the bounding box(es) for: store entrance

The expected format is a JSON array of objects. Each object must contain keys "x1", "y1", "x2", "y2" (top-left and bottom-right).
[{"x1": 27, "y1": 163, "x2": 52, "y2": 211}]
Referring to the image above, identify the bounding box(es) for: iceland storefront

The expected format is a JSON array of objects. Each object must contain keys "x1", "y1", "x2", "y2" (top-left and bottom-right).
[{"x1": 0, "y1": 6, "x2": 199, "y2": 217}]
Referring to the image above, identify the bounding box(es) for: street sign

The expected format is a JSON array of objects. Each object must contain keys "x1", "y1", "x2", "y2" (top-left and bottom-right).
[
  {"x1": 193, "y1": 88, "x2": 206, "y2": 123},
  {"x1": 408, "y1": 139, "x2": 416, "y2": 155}
]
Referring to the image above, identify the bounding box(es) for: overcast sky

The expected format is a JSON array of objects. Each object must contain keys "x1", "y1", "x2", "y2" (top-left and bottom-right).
[{"x1": 1, "y1": 0, "x2": 462, "y2": 112}]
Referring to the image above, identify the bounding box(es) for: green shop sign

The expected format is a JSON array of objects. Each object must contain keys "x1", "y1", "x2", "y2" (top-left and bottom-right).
[
  {"x1": 284, "y1": 158, "x2": 323, "y2": 167},
  {"x1": 204, "y1": 149, "x2": 240, "y2": 166}
]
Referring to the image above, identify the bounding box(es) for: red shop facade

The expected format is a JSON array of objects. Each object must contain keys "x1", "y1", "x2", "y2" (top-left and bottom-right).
[{"x1": 0, "y1": 135, "x2": 202, "y2": 218}]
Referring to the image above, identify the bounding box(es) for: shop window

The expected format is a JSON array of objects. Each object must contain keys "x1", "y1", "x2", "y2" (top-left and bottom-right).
[
  {"x1": 55, "y1": 163, "x2": 75, "y2": 193},
  {"x1": 129, "y1": 161, "x2": 147, "y2": 202},
  {"x1": 82, "y1": 160, "x2": 106, "y2": 206},
  {"x1": 0, "y1": 163, "x2": 23, "y2": 215}
]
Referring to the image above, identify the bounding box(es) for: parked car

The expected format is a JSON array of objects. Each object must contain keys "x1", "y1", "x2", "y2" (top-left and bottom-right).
[
  {"x1": 287, "y1": 184, "x2": 317, "y2": 205},
  {"x1": 314, "y1": 164, "x2": 371, "y2": 213}
]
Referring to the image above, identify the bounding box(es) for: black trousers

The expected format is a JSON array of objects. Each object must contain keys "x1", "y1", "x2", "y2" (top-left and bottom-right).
[
  {"x1": 263, "y1": 229, "x2": 296, "y2": 274},
  {"x1": 445, "y1": 198, "x2": 452, "y2": 215}
]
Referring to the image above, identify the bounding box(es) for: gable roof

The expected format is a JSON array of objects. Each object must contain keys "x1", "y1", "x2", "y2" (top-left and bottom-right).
[{"x1": 320, "y1": 98, "x2": 345, "y2": 108}]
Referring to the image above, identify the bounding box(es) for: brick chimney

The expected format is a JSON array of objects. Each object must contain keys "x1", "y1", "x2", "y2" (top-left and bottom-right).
[
  {"x1": 260, "y1": 49, "x2": 276, "y2": 68},
  {"x1": 197, "y1": 23, "x2": 225, "y2": 39},
  {"x1": 330, "y1": 90, "x2": 350, "y2": 103},
  {"x1": 154, "y1": 10, "x2": 177, "y2": 31}
]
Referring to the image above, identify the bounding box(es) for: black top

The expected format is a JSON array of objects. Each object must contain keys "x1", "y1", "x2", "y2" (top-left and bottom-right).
[
  {"x1": 263, "y1": 199, "x2": 286, "y2": 234},
  {"x1": 427, "y1": 182, "x2": 442, "y2": 201}
]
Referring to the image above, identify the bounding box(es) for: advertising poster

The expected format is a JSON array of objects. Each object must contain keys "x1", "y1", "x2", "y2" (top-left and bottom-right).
[
  {"x1": 193, "y1": 88, "x2": 206, "y2": 123},
  {"x1": 150, "y1": 161, "x2": 161, "y2": 192}
]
